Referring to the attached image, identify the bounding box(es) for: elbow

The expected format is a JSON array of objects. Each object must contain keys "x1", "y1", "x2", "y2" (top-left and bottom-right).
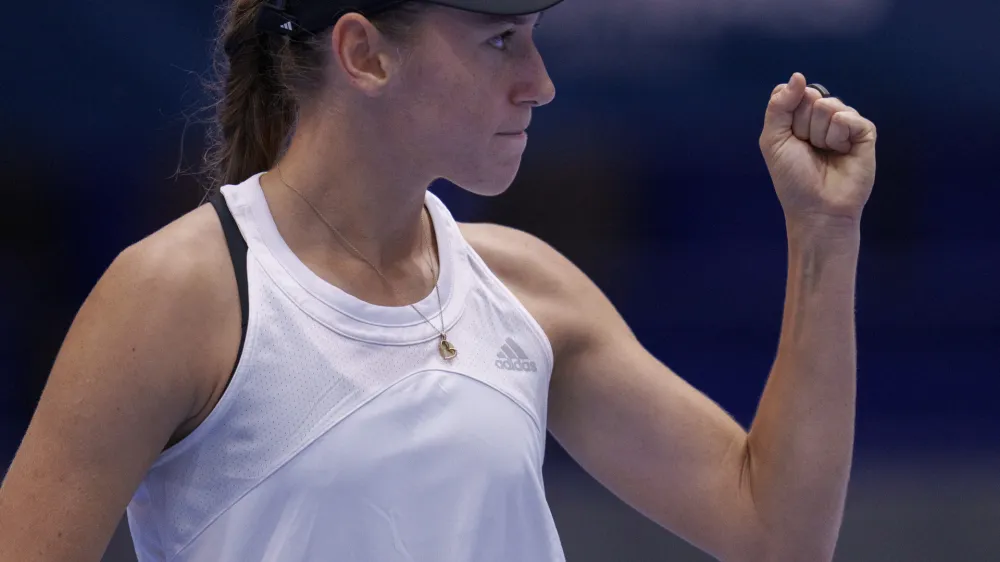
[
  {"x1": 727, "y1": 507, "x2": 838, "y2": 562},
  {"x1": 735, "y1": 450, "x2": 840, "y2": 562}
]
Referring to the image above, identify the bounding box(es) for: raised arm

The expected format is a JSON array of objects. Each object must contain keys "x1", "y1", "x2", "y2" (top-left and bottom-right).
[{"x1": 463, "y1": 72, "x2": 876, "y2": 562}]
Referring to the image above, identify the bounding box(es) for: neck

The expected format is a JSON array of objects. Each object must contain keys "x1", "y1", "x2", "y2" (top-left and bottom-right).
[{"x1": 259, "y1": 107, "x2": 434, "y2": 273}]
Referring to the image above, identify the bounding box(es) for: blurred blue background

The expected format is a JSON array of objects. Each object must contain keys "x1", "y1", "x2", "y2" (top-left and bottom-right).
[{"x1": 2, "y1": 0, "x2": 998, "y2": 560}]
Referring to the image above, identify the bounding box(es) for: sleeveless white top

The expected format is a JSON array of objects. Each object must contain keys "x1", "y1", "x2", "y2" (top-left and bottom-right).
[{"x1": 126, "y1": 173, "x2": 565, "y2": 562}]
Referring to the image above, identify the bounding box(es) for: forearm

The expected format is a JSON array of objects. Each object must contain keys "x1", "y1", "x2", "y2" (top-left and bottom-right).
[{"x1": 745, "y1": 219, "x2": 861, "y2": 561}]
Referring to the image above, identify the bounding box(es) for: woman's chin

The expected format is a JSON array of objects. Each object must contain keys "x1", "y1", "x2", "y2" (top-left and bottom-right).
[{"x1": 447, "y1": 165, "x2": 521, "y2": 197}]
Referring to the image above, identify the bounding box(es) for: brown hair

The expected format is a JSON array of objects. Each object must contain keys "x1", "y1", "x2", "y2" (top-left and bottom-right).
[{"x1": 201, "y1": 0, "x2": 427, "y2": 190}]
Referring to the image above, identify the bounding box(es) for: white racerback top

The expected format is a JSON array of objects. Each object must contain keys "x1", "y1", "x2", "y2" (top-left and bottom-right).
[{"x1": 125, "y1": 173, "x2": 565, "y2": 562}]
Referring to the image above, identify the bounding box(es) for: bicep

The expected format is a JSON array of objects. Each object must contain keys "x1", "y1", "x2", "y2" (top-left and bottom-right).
[
  {"x1": 546, "y1": 300, "x2": 765, "y2": 561},
  {"x1": 0, "y1": 247, "x2": 214, "y2": 562},
  {"x1": 467, "y1": 222, "x2": 766, "y2": 559}
]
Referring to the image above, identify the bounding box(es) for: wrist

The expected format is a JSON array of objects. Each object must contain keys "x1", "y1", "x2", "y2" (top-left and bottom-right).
[{"x1": 785, "y1": 212, "x2": 862, "y2": 246}]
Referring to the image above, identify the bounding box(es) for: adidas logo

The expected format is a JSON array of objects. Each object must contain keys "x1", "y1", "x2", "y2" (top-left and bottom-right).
[
  {"x1": 279, "y1": 21, "x2": 294, "y2": 31},
  {"x1": 495, "y1": 337, "x2": 538, "y2": 372}
]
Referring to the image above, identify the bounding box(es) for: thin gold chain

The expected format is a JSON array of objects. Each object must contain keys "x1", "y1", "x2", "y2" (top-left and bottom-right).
[{"x1": 271, "y1": 167, "x2": 451, "y2": 349}]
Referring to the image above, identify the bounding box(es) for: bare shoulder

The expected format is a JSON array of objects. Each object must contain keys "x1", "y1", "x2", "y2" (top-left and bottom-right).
[
  {"x1": 58, "y1": 201, "x2": 242, "y2": 438},
  {"x1": 109, "y1": 202, "x2": 239, "y2": 372},
  {"x1": 111, "y1": 201, "x2": 243, "y2": 421},
  {"x1": 0, "y1": 201, "x2": 241, "y2": 562},
  {"x1": 457, "y1": 222, "x2": 627, "y2": 357},
  {"x1": 122, "y1": 202, "x2": 236, "y2": 312},
  {"x1": 457, "y1": 222, "x2": 572, "y2": 297},
  {"x1": 127, "y1": 202, "x2": 231, "y2": 284}
]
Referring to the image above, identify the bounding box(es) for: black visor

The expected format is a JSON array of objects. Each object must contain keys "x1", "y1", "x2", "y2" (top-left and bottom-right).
[
  {"x1": 260, "y1": 0, "x2": 561, "y2": 40},
  {"x1": 388, "y1": 0, "x2": 564, "y2": 16},
  {"x1": 226, "y1": 0, "x2": 562, "y2": 56}
]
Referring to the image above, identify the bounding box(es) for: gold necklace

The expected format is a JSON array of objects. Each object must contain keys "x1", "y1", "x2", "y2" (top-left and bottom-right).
[{"x1": 272, "y1": 167, "x2": 457, "y2": 360}]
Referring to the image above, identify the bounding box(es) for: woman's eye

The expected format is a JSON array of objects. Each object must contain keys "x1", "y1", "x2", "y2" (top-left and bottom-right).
[{"x1": 489, "y1": 30, "x2": 516, "y2": 51}]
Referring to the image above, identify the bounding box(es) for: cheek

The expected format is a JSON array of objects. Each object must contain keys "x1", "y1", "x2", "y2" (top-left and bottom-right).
[
  {"x1": 413, "y1": 55, "x2": 499, "y2": 132},
  {"x1": 440, "y1": 78, "x2": 496, "y2": 138},
  {"x1": 396, "y1": 51, "x2": 511, "y2": 177}
]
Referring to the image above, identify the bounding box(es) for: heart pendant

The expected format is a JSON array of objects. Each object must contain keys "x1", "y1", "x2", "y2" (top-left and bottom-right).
[{"x1": 439, "y1": 338, "x2": 458, "y2": 360}]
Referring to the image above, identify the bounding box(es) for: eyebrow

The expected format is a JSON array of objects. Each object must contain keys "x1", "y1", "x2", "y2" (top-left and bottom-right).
[{"x1": 474, "y1": 11, "x2": 546, "y2": 27}]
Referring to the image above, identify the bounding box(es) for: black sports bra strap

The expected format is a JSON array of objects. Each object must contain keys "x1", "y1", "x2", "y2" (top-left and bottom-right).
[{"x1": 208, "y1": 192, "x2": 250, "y2": 387}]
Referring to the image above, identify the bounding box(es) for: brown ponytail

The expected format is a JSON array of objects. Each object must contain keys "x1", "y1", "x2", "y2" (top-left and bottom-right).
[
  {"x1": 203, "y1": 0, "x2": 298, "y2": 190},
  {"x1": 201, "y1": 1, "x2": 428, "y2": 191}
]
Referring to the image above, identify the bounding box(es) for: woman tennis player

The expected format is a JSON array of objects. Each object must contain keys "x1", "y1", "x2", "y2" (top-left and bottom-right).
[{"x1": 0, "y1": 0, "x2": 877, "y2": 560}]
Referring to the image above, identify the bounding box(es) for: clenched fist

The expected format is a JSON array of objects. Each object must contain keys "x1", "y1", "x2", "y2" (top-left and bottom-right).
[{"x1": 759, "y1": 73, "x2": 877, "y2": 227}]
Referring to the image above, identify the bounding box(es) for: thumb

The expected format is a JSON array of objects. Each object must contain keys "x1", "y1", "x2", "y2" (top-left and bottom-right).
[{"x1": 762, "y1": 72, "x2": 807, "y2": 138}]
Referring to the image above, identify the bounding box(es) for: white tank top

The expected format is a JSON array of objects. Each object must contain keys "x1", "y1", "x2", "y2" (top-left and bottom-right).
[{"x1": 126, "y1": 173, "x2": 565, "y2": 562}]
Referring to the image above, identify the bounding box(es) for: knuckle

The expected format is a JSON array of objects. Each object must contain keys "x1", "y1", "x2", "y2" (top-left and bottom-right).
[{"x1": 815, "y1": 98, "x2": 839, "y2": 114}]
